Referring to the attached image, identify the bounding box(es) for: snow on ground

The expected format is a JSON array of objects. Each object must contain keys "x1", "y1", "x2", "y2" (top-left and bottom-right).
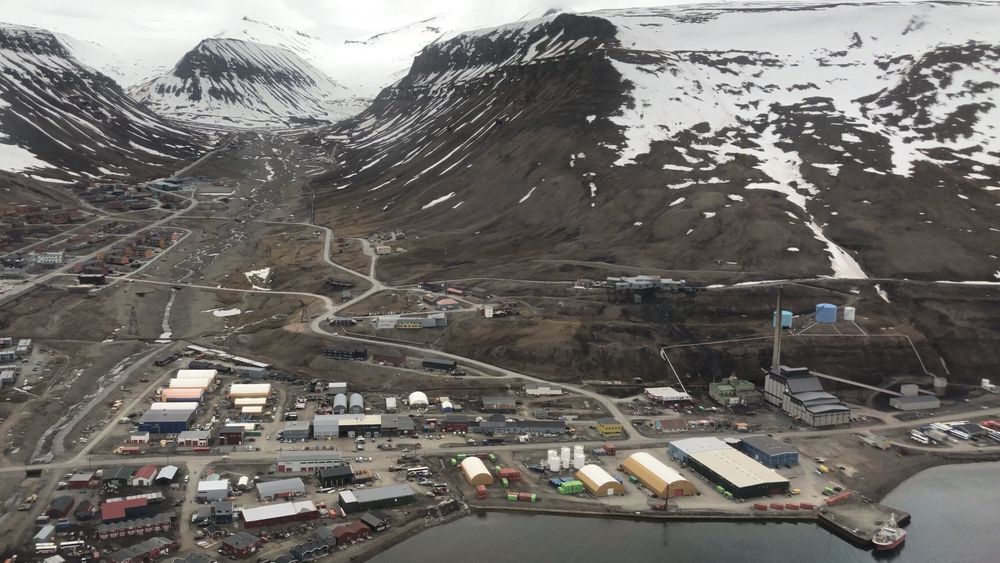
[
  {"x1": 519, "y1": 186, "x2": 537, "y2": 203},
  {"x1": 0, "y1": 140, "x2": 48, "y2": 172},
  {"x1": 727, "y1": 194, "x2": 744, "y2": 202},
  {"x1": 703, "y1": 211, "x2": 716, "y2": 219},
  {"x1": 811, "y1": 163, "x2": 841, "y2": 175},
  {"x1": 244, "y1": 267, "x2": 272, "y2": 290},
  {"x1": 874, "y1": 284, "x2": 891, "y2": 303},
  {"x1": 787, "y1": 247, "x2": 800, "y2": 252},
  {"x1": 669, "y1": 197, "x2": 685, "y2": 207},
  {"x1": 422, "y1": 191, "x2": 456, "y2": 209},
  {"x1": 203, "y1": 308, "x2": 242, "y2": 317},
  {"x1": 600, "y1": 3, "x2": 1000, "y2": 172}
]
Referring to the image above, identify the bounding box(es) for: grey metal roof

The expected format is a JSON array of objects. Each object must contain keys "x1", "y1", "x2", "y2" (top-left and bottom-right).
[
  {"x1": 341, "y1": 484, "x2": 414, "y2": 505},
  {"x1": 740, "y1": 435, "x2": 797, "y2": 456},
  {"x1": 257, "y1": 478, "x2": 305, "y2": 497},
  {"x1": 276, "y1": 450, "x2": 342, "y2": 462},
  {"x1": 283, "y1": 420, "x2": 311, "y2": 431},
  {"x1": 223, "y1": 531, "x2": 261, "y2": 548},
  {"x1": 139, "y1": 408, "x2": 196, "y2": 424},
  {"x1": 784, "y1": 376, "x2": 823, "y2": 394},
  {"x1": 805, "y1": 403, "x2": 851, "y2": 414}
]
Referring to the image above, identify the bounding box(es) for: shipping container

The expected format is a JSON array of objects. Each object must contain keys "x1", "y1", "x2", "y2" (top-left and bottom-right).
[
  {"x1": 507, "y1": 494, "x2": 518, "y2": 502},
  {"x1": 476, "y1": 485, "x2": 488, "y2": 499},
  {"x1": 501, "y1": 478, "x2": 509, "y2": 488}
]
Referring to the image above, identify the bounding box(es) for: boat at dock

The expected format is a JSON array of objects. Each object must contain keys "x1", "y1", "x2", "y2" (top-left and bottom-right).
[{"x1": 872, "y1": 513, "x2": 906, "y2": 551}]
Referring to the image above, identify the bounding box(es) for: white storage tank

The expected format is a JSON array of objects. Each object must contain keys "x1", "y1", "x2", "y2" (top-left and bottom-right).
[
  {"x1": 573, "y1": 454, "x2": 586, "y2": 469},
  {"x1": 547, "y1": 450, "x2": 560, "y2": 472},
  {"x1": 843, "y1": 306, "x2": 856, "y2": 321},
  {"x1": 560, "y1": 447, "x2": 571, "y2": 469}
]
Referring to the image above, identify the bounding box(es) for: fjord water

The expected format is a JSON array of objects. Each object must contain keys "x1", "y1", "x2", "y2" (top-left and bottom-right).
[{"x1": 373, "y1": 462, "x2": 1000, "y2": 563}]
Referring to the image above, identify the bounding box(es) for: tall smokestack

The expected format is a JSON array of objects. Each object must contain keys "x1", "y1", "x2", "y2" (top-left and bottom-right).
[{"x1": 771, "y1": 285, "x2": 782, "y2": 372}]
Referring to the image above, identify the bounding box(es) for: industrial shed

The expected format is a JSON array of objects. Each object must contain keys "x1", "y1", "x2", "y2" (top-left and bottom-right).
[
  {"x1": 241, "y1": 501, "x2": 319, "y2": 528},
  {"x1": 738, "y1": 436, "x2": 799, "y2": 468},
  {"x1": 339, "y1": 485, "x2": 416, "y2": 514},
  {"x1": 408, "y1": 391, "x2": 429, "y2": 407},
  {"x1": 318, "y1": 466, "x2": 354, "y2": 488},
  {"x1": 669, "y1": 437, "x2": 789, "y2": 498},
  {"x1": 459, "y1": 457, "x2": 495, "y2": 486},
  {"x1": 198, "y1": 480, "x2": 230, "y2": 501},
  {"x1": 889, "y1": 395, "x2": 941, "y2": 411},
  {"x1": 281, "y1": 421, "x2": 311, "y2": 441},
  {"x1": 621, "y1": 452, "x2": 696, "y2": 497},
  {"x1": 228, "y1": 383, "x2": 272, "y2": 398},
  {"x1": 576, "y1": 464, "x2": 624, "y2": 496},
  {"x1": 168, "y1": 377, "x2": 212, "y2": 389},
  {"x1": 149, "y1": 401, "x2": 200, "y2": 411},
  {"x1": 234, "y1": 397, "x2": 268, "y2": 407},
  {"x1": 257, "y1": 478, "x2": 305, "y2": 501},
  {"x1": 160, "y1": 388, "x2": 204, "y2": 402},
  {"x1": 138, "y1": 408, "x2": 195, "y2": 434},
  {"x1": 176, "y1": 369, "x2": 217, "y2": 380}
]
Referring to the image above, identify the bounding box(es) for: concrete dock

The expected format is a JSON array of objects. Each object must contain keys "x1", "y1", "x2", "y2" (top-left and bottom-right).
[{"x1": 817, "y1": 494, "x2": 910, "y2": 549}]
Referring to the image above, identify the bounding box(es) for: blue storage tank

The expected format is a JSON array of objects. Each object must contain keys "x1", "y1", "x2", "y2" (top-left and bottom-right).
[
  {"x1": 815, "y1": 303, "x2": 837, "y2": 324},
  {"x1": 772, "y1": 310, "x2": 793, "y2": 329}
]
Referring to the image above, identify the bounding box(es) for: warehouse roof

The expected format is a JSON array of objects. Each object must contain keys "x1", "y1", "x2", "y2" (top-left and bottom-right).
[
  {"x1": 340, "y1": 484, "x2": 415, "y2": 505},
  {"x1": 223, "y1": 531, "x2": 261, "y2": 549},
  {"x1": 318, "y1": 465, "x2": 354, "y2": 479},
  {"x1": 228, "y1": 383, "x2": 272, "y2": 395},
  {"x1": 103, "y1": 466, "x2": 135, "y2": 481},
  {"x1": 481, "y1": 394, "x2": 516, "y2": 405},
  {"x1": 176, "y1": 369, "x2": 217, "y2": 379},
  {"x1": 645, "y1": 387, "x2": 692, "y2": 402},
  {"x1": 156, "y1": 466, "x2": 178, "y2": 481},
  {"x1": 139, "y1": 408, "x2": 195, "y2": 424},
  {"x1": 576, "y1": 464, "x2": 618, "y2": 489},
  {"x1": 241, "y1": 501, "x2": 317, "y2": 523},
  {"x1": 177, "y1": 430, "x2": 210, "y2": 441},
  {"x1": 670, "y1": 437, "x2": 730, "y2": 455},
  {"x1": 283, "y1": 421, "x2": 311, "y2": 432},
  {"x1": 198, "y1": 480, "x2": 229, "y2": 492},
  {"x1": 689, "y1": 448, "x2": 789, "y2": 490},
  {"x1": 133, "y1": 464, "x2": 158, "y2": 480},
  {"x1": 257, "y1": 478, "x2": 305, "y2": 497},
  {"x1": 623, "y1": 452, "x2": 689, "y2": 486},
  {"x1": 160, "y1": 388, "x2": 204, "y2": 399},
  {"x1": 408, "y1": 391, "x2": 429, "y2": 405},
  {"x1": 149, "y1": 402, "x2": 200, "y2": 411},
  {"x1": 740, "y1": 436, "x2": 797, "y2": 456},
  {"x1": 168, "y1": 377, "x2": 212, "y2": 389}
]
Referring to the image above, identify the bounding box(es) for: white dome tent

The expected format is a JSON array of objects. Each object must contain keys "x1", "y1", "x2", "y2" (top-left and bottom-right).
[{"x1": 408, "y1": 391, "x2": 429, "y2": 407}]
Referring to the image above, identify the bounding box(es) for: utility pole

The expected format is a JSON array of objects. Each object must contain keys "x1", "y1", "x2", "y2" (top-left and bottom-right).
[{"x1": 771, "y1": 285, "x2": 783, "y2": 372}]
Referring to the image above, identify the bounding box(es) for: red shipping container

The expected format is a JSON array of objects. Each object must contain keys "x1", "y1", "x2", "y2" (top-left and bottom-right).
[
  {"x1": 498, "y1": 468, "x2": 521, "y2": 481},
  {"x1": 784, "y1": 503, "x2": 799, "y2": 510},
  {"x1": 476, "y1": 485, "x2": 488, "y2": 499},
  {"x1": 800, "y1": 502, "x2": 815, "y2": 510},
  {"x1": 753, "y1": 503, "x2": 768, "y2": 511},
  {"x1": 825, "y1": 491, "x2": 852, "y2": 506},
  {"x1": 769, "y1": 503, "x2": 784, "y2": 510},
  {"x1": 604, "y1": 442, "x2": 616, "y2": 455},
  {"x1": 517, "y1": 493, "x2": 532, "y2": 502}
]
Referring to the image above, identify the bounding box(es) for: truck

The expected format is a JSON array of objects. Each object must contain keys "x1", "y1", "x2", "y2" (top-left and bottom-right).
[{"x1": 115, "y1": 446, "x2": 141, "y2": 455}]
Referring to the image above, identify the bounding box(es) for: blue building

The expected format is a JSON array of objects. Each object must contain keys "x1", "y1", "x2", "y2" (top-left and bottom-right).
[
  {"x1": 772, "y1": 310, "x2": 793, "y2": 329},
  {"x1": 815, "y1": 303, "x2": 837, "y2": 324},
  {"x1": 738, "y1": 435, "x2": 799, "y2": 468},
  {"x1": 137, "y1": 408, "x2": 196, "y2": 434}
]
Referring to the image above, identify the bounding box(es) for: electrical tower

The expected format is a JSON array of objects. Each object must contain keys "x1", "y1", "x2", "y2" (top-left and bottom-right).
[{"x1": 127, "y1": 306, "x2": 139, "y2": 335}]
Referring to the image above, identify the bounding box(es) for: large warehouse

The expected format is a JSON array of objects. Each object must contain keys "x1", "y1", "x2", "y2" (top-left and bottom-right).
[
  {"x1": 168, "y1": 377, "x2": 212, "y2": 390},
  {"x1": 576, "y1": 464, "x2": 625, "y2": 496},
  {"x1": 176, "y1": 369, "x2": 217, "y2": 380},
  {"x1": 137, "y1": 407, "x2": 196, "y2": 434},
  {"x1": 459, "y1": 457, "x2": 494, "y2": 486},
  {"x1": 339, "y1": 485, "x2": 416, "y2": 514},
  {"x1": 668, "y1": 437, "x2": 789, "y2": 498},
  {"x1": 241, "y1": 501, "x2": 319, "y2": 528},
  {"x1": 621, "y1": 452, "x2": 696, "y2": 497},
  {"x1": 257, "y1": 478, "x2": 305, "y2": 501},
  {"x1": 160, "y1": 388, "x2": 204, "y2": 402}
]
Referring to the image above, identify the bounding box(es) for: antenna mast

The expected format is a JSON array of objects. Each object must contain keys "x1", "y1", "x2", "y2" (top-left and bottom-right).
[{"x1": 771, "y1": 285, "x2": 782, "y2": 372}]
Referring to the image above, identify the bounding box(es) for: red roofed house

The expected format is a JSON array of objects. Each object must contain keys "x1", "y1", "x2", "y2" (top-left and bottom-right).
[
  {"x1": 101, "y1": 497, "x2": 148, "y2": 523},
  {"x1": 130, "y1": 464, "x2": 158, "y2": 487},
  {"x1": 332, "y1": 521, "x2": 371, "y2": 544}
]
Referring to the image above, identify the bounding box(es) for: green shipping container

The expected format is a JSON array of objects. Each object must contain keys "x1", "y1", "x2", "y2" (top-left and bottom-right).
[
  {"x1": 488, "y1": 454, "x2": 497, "y2": 462},
  {"x1": 715, "y1": 485, "x2": 725, "y2": 494},
  {"x1": 495, "y1": 466, "x2": 501, "y2": 473},
  {"x1": 457, "y1": 454, "x2": 467, "y2": 461},
  {"x1": 502, "y1": 478, "x2": 509, "y2": 488},
  {"x1": 450, "y1": 458, "x2": 457, "y2": 466},
  {"x1": 628, "y1": 475, "x2": 639, "y2": 484},
  {"x1": 507, "y1": 494, "x2": 518, "y2": 501},
  {"x1": 531, "y1": 494, "x2": 537, "y2": 503}
]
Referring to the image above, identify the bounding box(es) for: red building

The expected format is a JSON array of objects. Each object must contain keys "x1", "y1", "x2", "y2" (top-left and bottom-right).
[
  {"x1": 332, "y1": 521, "x2": 371, "y2": 544},
  {"x1": 220, "y1": 531, "x2": 265, "y2": 558},
  {"x1": 101, "y1": 497, "x2": 148, "y2": 523}
]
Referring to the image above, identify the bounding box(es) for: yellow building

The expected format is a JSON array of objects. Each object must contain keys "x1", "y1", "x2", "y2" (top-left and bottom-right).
[
  {"x1": 595, "y1": 418, "x2": 623, "y2": 438},
  {"x1": 621, "y1": 452, "x2": 696, "y2": 497}
]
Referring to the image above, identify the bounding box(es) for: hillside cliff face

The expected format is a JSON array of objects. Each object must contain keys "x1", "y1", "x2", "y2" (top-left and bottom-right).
[
  {"x1": 130, "y1": 38, "x2": 358, "y2": 128},
  {"x1": 309, "y1": 3, "x2": 1000, "y2": 283},
  {"x1": 0, "y1": 24, "x2": 206, "y2": 181}
]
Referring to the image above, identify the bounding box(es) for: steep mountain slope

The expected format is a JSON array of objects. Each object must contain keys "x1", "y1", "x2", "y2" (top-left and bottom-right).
[
  {"x1": 308, "y1": 1, "x2": 1000, "y2": 283},
  {"x1": 130, "y1": 38, "x2": 356, "y2": 128},
  {"x1": 0, "y1": 23, "x2": 207, "y2": 182}
]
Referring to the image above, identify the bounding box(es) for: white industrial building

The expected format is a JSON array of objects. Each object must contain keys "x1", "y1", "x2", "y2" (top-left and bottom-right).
[
  {"x1": 644, "y1": 387, "x2": 692, "y2": 404},
  {"x1": 149, "y1": 401, "x2": 201, "y2": 411},
  {"x1": 234, "y1": 397, "x2": 268, "y2": 406},
  {"x1": 197, "y1": 480, "x2": 230, "y2": 501},
  {"x1": 668, "y1": 437, "x2": 789, "y2": 498},
  {"x1": 176, "y1": 369, "x2": 218, "y2": 380},
  {"x1": 276, "y1": 451, "x2": 343, "y2": 473},
  {"x1": 576, "y1": 464, "x2": 625, "y2": 496},
  {"x1": 168, "y1": 377, "x2": 213, "y2": 390},
  {"x1": 33, "y1": 251, "x2": 64, "y2": 265},
  {"x1": 229, "y1": 383, "x2": 272, "y2": 398},
  {"x1": 525, "y1": 383, "x2": 563, "y2": 396}
]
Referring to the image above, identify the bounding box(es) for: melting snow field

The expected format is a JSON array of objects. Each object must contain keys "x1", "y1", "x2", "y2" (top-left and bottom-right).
[
  {"x1": 519, "y1": 186, "x2": 537, "y2": 203},
  {"x1": 203, "y1": 308, "x2": 242, "y2": 317},
  {"x1": 244, "y1": 267, "x2": 272, "y2": 290},
  {"x1": 422, "y1": 191, "x2": 456, "y2": 209},
  {"x1": 0, "y1": 140, "x2": 48, "y2": 173}
]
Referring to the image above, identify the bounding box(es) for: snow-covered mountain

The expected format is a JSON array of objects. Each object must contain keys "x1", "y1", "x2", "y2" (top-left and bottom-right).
[
  {"x1": 129, "y1": 38, "x2": 359, "y2": 129},
  {"x1": 310, "y1": 1, "x2": 1000, "y2": 283},
  {"x1": 0, "y1": 23, "x2": 207, "y2": 181}
]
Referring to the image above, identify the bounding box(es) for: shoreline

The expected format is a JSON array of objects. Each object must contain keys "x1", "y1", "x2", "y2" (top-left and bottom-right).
[{"x1": 352, "y1": 456, "x2": 1000, "y2": 561}]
